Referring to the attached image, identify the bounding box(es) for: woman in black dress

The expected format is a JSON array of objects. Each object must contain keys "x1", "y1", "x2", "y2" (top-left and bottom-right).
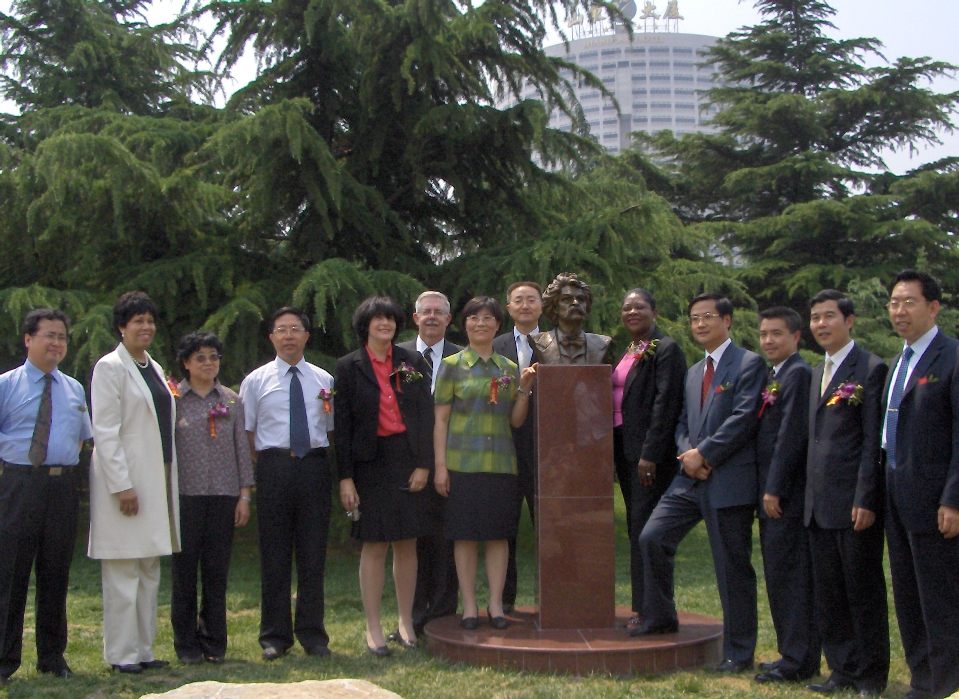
[{"x1": 335, "y1": 296, "x2": 434, "y2": 656}]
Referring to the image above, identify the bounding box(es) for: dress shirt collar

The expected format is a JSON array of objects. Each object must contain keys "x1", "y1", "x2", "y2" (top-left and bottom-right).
[
  {"x1": 705, "y1": 337, "x2": 732, "y2": 367},
  {"x1": 902, "y1": 324, "x2": 938, "y2": 355},
  {"x1": 24, "y1": 359, "x2": 60, "y2": 384},
  {"x1": 177, "y1": 379, "x2": 225, "y2": 399},
  {"x1": 364, "y1": 342, "x2": 393, "y2": 365},
  {"x1": 461, "y1": 346, "x2": 512, "y2": 372},
  {"x1": 274, "y1": 355, "x2": 309, "y2": 375},
  {"x1": 771, "y1": 352, "x2": 796, "y2": 377},
  {"x1": 415, "y1": 335, "x2": 445, "y2": 358},
  {"x1": 824, "y1": 339, "x2": 855, "y2": 368},
  {"x1": 513, "y1": 326, "x2": 539, "y2": 342}
]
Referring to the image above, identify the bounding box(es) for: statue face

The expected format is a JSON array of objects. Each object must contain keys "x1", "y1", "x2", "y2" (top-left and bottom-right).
[{"x1": 557, "y1": 284, "x2": 588, "y2": 326}]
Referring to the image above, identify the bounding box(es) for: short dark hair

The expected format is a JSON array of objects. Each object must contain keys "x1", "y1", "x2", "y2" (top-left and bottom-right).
[
  {"x1": 759, "y1": 306, "x2": 802, "y2": 333},
  {"x1": 506, "y1": 281, "x2": 542, "y2": 299},
  {"x1": 892, "y1": 269, "x2": 941, "y2": 303},
  {"x1": 687, "y1": 293, "x2": 733, "y2": 318},
  {"x1": 176, "y1": 331, "x2": 223, "y2": 381},
  {"x1": 542, "y1": 272, "x2": 592, "y2": 324},
  {"x1": 113, "y1": 291, "x2": 158, "y2": 334},
  {"x1": 268, "y1": 306, "x2": 311, "y2": 334},
  {"x1": 624, "y1": 288, "x2": 656, "y2": 311},
  {"x1": 22, "y1": 308, "x2": 70, "y2": 336},
  {"x1": 352, "y1": 296, "x2": 405, "y2": 344},
  {"x1": 461, "y1": 296, "x2": 504, "y2": 329},
  {"x1": 810, "y1": 289, "x2": 855, "y2": 318}
]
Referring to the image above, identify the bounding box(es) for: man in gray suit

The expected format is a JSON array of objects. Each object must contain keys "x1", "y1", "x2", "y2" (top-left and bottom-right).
[
  {"x1": 395, "y1": 291, "x2": 462, "y2": 637},
  {"x1": 636, "y1": 293, "x2": 764, "y2": 675},
  {"x1": 492, "y1": 281, "x2": 543, "y2": 613}
]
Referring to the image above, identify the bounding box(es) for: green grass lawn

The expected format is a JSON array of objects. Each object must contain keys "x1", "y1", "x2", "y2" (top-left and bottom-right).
[{"x1": 2, "y1": 489, "x2": 910, "y2": 699}]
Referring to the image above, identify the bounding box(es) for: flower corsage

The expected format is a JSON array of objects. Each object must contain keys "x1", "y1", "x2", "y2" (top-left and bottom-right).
[
  {"x1": 826, "y1": 381, "x2": 863, "y2": 407},
  {"x1": 627, "y1": 338, "x2": 659, "y2": 362},
  {"x1": 758, "y1": 380, "x2": 779, "y2": 417},
  {"x1": 489, "y1": 374, "x2": 514, "y2": 404},
  {"x1": 390, "y1": 362, "x2": 423, "y2": 393},
  {"x1": 318, "y1": 388, "x2": 335, "y2": 413},
  {"x1": 207, "y1": 401, "x2": 232, "y2": 438}
]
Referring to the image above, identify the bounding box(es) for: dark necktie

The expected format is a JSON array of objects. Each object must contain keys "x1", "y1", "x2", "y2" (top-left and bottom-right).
[
  {"x1": 29, "y1": 374, "x2": 53, "y2": 467},
  {"x1": 700, "y1": 356, "x2": 714, "y2": 408},
  {"x1": 885, "y1": 346, "x2": 914, "y2": 469},
  {"x1": 289, "y1": 366, "x2": 311, "y2": 458},
  {"x1": 422, "y1": 347, "x2": 434, "y2": 375}
]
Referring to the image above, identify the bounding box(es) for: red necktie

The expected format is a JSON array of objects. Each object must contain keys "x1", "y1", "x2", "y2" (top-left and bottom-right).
[{"x1": 701, "y1": 356, "x2": 714, "y2": 408}]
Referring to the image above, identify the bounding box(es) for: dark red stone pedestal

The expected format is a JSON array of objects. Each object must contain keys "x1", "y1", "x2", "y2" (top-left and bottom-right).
[
  {"x1": 424, "y1": 366, "x2": 722, "y2": 675},
  {"x1": 424, "y1": 607, "x2": 722, "y2": 676}
]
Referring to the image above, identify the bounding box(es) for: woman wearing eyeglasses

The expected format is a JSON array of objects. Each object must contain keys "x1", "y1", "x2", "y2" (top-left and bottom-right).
[
  {"x1": 433, "y1": 297, "x2": 536, "y2": 631},
  {"x1": 170, "y1": 331, "x2": 254, "y2": 664}
]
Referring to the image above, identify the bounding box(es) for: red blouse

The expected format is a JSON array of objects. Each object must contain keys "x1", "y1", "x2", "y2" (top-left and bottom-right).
[{"x1": 365, "y1": 344, "x2": 407, "y2": 437}]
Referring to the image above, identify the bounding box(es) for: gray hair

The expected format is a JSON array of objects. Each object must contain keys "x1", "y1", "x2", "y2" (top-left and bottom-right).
[{"x1": 414, "y1": 290, "x2": 451, "y2": 315}]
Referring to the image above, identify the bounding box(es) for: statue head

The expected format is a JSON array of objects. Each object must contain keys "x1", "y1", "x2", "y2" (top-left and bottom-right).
[{"x1": 542, "y1": 272, "x2": 593, "y2": 332}]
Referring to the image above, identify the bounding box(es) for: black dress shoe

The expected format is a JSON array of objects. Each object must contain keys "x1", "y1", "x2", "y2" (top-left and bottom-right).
[
  {"x1": 628, "y1": 619, "x2": 679, "y2": 636},
  {"x1": 807, "y1": 678, "x2": 855, "y2": 693},
  {"x1": 459, "y1": 616, "x2": 479, "y2": 630},
  {"x1": 304, "y1": 645, "x2": 331, "y2": 657},
  {"x1": 755, "y1": 667, "x2": 801, "y2": 683},
  {"x1": 758, "y1": 658, "x2": 782, "y2": 671},
  {"x1": 111, "y1": 664, "x2": 143, "y2": 674},
  {"x1": 489, "y1": 616, "x2": 509, "y2": 630},
  {"x1": 261, "y1": 646, "x2": 286, "y2": 661},
  {"x1": 367, "y1": 644, "x2": 391, "y2": 658},
  {"x1": 204, "y1": 655, "x2": 225, "y2": 664},
  {"x1": 38, "y1": 664, "x2": 73, "y2": 678},
  {"x1": 386, "y1": 630, "x2": 401, "y2": 643},
  {"x1": 139, "y1": 659, "x2": 169, "y2": 670},
  {"x1": 179, "y1": 654, "x2": 204, "y2": 665},
  {"x1": 712, "y1": 658, "x2": 753, "y2": 673}
]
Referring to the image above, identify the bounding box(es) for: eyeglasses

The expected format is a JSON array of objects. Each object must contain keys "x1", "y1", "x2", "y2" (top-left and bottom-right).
[
  {"x1": 36, "y1": 332, "x2": 68, "y2": 343},
  {"x1": 272, "y1": 326, "x2": 306, "y2": 337},
  {"x1": 192, "y1": 353, "x2": 221, "y2": 364},
  {"x1": 467, "y1": 315, "x2": 497, "y2": 324},
  {"x1": 689, "y1": 313, "x2": 721, "y2": 324},
  {"x1": 886, "y1": 298, "x2": 921, "y2": 311}
]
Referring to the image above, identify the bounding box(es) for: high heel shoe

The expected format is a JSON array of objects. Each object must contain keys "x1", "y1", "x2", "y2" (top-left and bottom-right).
[{"x1": 366, "y1": 644, "x2": 391, "y2": 657}]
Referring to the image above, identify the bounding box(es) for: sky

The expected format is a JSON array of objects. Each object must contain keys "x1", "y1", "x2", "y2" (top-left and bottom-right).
[{"x1": 2, "y1": 0, "x2": 957, "y2": 173}]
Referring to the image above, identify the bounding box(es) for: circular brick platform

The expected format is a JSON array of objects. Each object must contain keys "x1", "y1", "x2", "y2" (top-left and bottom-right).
[{"x1": 424, "y1": 606, "x2": 722, "y2": 676}]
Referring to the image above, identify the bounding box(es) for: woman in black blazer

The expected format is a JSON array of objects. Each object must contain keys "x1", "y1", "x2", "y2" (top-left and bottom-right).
[
  {"x1": 335, "y1": 296, "x2": 434, "y2": 656},
  {"x1": 611, "y1": 288, "x2": 687, "y2": 624}
]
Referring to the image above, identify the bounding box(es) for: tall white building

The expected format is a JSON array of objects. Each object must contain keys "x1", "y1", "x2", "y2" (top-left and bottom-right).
[{"x1": 518, "y1": 22, "x2": 722, "y2": 155}]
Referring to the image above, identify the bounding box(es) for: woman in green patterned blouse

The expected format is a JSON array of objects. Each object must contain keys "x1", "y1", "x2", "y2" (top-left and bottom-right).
[{"x1": 433, "y1": 296, "x2": 536, "y2": 631}]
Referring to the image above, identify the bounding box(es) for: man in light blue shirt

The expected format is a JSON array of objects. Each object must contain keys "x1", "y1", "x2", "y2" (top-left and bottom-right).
[{"x1": 0, "y1": 309, "x2": 93, "y2": 683}]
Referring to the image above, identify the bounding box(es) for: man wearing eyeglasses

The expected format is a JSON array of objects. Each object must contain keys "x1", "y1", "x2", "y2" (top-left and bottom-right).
[
  {"x1": 635, "y1": 293, "x2": 764, "y2": 676},
  {"x1": 881, "y1": 270, "x2": 959, "y2": 699},
  {"x1": 239, "y1": 307, "x2": 335, "y2": 661},
  {"x1": 0, "y1": 309, "x2": 92, "y2": 683}
]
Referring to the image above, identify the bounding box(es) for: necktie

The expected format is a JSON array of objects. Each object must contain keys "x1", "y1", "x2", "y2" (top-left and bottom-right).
[
  {"x1": 700, "y1": 356, "x2": 714, "y2": 408},
  {"x1": 885, "y1": 346, "x2": 914, "y2": 469},
  {"x1": 820, "y1": 358, "x2": 834, "y2": 397},
  {"x1": 422, "y1": 347, "x2": 433, "y2": 374},
  {"x1": 517, "y1": 334, "x2": 531, "y2": 371},
  {"x1": 289, "y1": 366, "x2": 311, "y2": 458},
  {"x1": 29, "y1": 374, "x2": 53, "y2": 467}
]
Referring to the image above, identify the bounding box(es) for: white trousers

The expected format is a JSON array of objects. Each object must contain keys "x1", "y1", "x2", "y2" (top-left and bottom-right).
[{"x1": 101, "y1": 557, "x2": 161, "y2": 665}]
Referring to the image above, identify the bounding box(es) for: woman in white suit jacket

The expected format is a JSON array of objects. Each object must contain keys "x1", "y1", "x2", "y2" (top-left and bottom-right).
[{"x1": 88, "y1": 291, "x2": 180, "y2": 673}]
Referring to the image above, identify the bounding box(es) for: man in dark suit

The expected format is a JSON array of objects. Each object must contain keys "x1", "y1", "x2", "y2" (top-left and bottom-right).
[
  {"x1": 396, "y1": 291, "x2": 462, "y2": 636},
  {"x1": 635, "y1": 293, "x2": 765, "y2": 675},
  {"x1": 492, "y1": 281, "x2": 543, "y2": 614},
  {"x1": 805, "y1": 289, "x2": 888, "y2": 696},
  {"x1": 753, "y1": 307, "x2": 819, "y2": 684},
  {"x1": 882, "y1": 270, "x2": 959, "y2": 699},
  {"x1": 613, "y1": 289, "x2": 685, "y2": 624}
]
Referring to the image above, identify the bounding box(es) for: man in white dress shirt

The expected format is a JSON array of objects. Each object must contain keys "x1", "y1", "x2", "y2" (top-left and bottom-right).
[{"x1": 240, "y1": 307, "x2": 335, "y2": 660}]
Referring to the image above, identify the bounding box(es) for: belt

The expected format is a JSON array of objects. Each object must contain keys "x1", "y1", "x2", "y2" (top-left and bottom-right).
[
  {"x1": 261, "y1": 447, "x2": 328, "y2": 460},
  {"x1": 0, "y1": 460, "x2": 74, "y2": 477}
]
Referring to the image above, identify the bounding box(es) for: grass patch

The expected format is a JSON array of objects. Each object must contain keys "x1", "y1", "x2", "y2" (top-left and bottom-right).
[{"x1": 2, "y1": 489, "x2": 910, "y2": 698}]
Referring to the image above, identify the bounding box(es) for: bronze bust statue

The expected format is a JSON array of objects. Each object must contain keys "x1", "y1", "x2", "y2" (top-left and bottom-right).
[{"x1": 533, "y1": 272, "x2": 611, "y2": 365}]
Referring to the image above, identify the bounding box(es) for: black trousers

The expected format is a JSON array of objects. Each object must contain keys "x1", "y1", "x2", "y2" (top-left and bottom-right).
[
  {"x1": 503, "y1": 443, "x2": 536, "y2": 609},
  {"x1": 171, "y1": 495, "x2": 237, "y2": 659},
  {"x1": 0, "y1": 465, "x2": 78, "y2": 678},
  {"x1": 758, "y1": 514, "x2": 820, "y2": 676},
  {"x1": 885, "y1": 493, "x2": 959, "y2": 699},
  {"x1": 613, "y1": 427, "x2": 670, "y2": 614},
  {"x1": 808, "y1": 521, "x2": 889, "y2": 693},
  {"x1": 412, "y1": 483, "x2": 458, "y2": 634},
  {"x1": 639, "y1": 480, "x2": 757, "y2": 664},
  {"x1": 256, "y1": 449, "x2": 331, "y2": 652}
]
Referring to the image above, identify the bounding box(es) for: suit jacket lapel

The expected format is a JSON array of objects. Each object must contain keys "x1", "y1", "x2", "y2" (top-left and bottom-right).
[
  {"x1": 623, "y1": 326, "x2": 662, "y2": 400},
  {"x1": 118, "y1": 344, "x2": 159, "y2": 420},
  {"x1": 903, "y1": 332, "x2": 945, "y2": 398},
  {"x1": 354, "y1": 350, "x2": 377, "y2": 389},
  {"x1": 818, "y1": 345, "x2": 859, "y2": 409},
  {"x1": 701, "y1": 345, "x2": 735, "y2": 419}
]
